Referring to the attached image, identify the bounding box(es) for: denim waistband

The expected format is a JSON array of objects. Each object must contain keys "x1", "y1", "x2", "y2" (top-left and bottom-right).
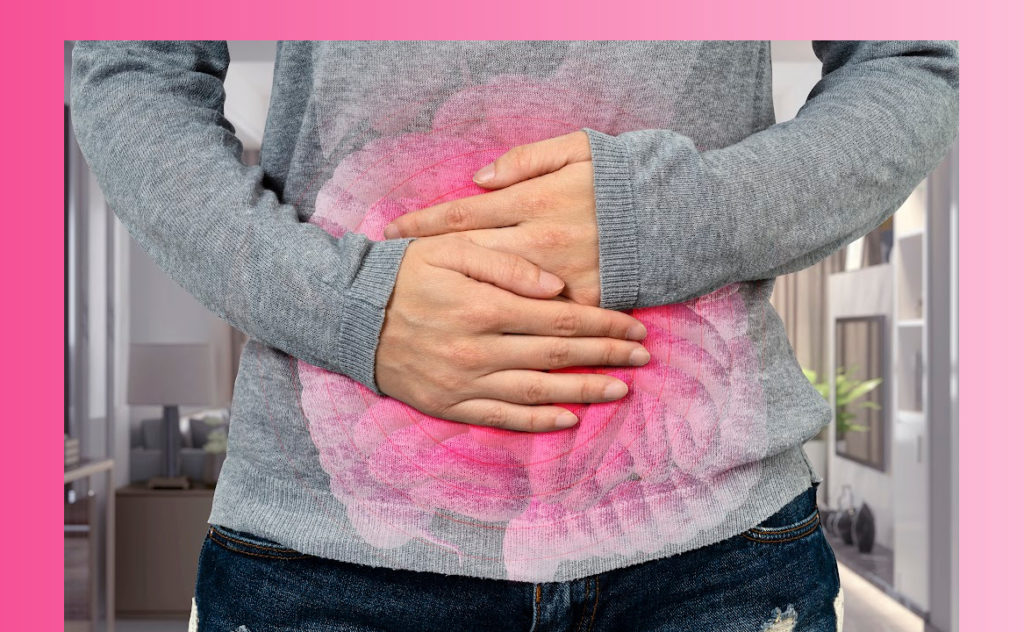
[{"x1": 754, "y1": 482, "x2": 818, "y2": 529}]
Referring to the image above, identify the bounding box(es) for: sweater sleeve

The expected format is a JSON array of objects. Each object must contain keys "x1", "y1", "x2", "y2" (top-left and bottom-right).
[
  {"x1": 583, "y1": 40, "x2": 959, "y2": 310},
  {"x1": 69, "y1": 40, "x2": 415, "y2": 394}
]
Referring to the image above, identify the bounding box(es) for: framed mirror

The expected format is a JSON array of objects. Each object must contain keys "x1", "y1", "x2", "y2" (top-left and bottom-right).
[{"x1": 834, "y1": 315, "x2": 888, "y2": 471}]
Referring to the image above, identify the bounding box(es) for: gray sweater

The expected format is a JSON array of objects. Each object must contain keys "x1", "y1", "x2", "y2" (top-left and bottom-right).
[{"x1": 70, "y1": 41, "x2": 958, "y2": 582}]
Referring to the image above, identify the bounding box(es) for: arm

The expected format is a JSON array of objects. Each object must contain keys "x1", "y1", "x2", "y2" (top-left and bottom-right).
[
  {"x1": 583, "y1": 40, "x2": 959, "y2": 310},
  {"x1": 70, "y1": 40, "x2": 414, "y2": 393}
]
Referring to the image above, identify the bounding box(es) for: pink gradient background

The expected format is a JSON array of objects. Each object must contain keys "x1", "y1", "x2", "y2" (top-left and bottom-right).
[{"x1": 13, "y1": 0, "x2": 1006, "y2": 627}]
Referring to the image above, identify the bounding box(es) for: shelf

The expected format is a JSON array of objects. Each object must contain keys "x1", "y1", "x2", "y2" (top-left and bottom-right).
[
  {"x1": 65, "y1": 458, "x2": 114, "y2": 484},
  {"x1": 896, "y1": 410, "x2": 925, "y2": 425},
  {"x1": 62, "y1": 457, "x2": 115, "y2": 632}
]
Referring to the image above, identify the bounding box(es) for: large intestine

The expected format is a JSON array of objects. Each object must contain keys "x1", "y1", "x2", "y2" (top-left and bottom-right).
[{"x1": 297, "y1": 65, "x2": 771, "y2": 581}]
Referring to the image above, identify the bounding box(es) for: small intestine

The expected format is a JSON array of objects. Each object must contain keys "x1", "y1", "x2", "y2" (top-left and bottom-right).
[{"x1": 298, "y1": 66, "x2": 769, "y2": 581}]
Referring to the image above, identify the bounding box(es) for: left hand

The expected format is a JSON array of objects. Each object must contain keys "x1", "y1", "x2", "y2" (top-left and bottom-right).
[{"x1": 382, "y1": 131, "x2": 601, "y2": 307}]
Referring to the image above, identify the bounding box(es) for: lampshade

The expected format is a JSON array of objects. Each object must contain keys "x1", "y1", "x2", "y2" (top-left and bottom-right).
[{"x1": 127, "y1": 343, "x2": 228, "y2": 406}]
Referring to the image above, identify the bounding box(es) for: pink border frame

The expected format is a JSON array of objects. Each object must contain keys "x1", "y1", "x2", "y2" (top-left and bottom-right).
[{"x1": 13, "y1": 0, "x2": 1012, "y2": 628}]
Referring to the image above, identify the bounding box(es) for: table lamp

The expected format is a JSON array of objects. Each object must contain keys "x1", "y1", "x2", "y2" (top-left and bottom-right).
[{"x1": 127, "y1": 343, "x2": 226, "y2": 489}]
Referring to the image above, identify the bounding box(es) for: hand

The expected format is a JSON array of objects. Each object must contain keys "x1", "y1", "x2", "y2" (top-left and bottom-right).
[
  {"x1": 382, "y1": 131, "x2": 601, "y2": 306},
  {"x1": 375, "y1": 234, "x2": 650, "y2": 433}
]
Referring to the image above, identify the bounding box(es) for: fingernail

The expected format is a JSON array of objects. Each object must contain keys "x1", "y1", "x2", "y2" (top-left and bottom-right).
[
  {"x1": 383, "y1": 224, "x2": 402, "y2": 239},
  {"x1": 538, "y1": 271, "x2": 564, "y2": 292},
  {"x1": 555, "y1": 412, "x2": 578, "y2": 428},
  {"x1": 627, "y1": 323, "x2": 647, "y2": 341},
  {"x1": 603, "y1": 380, "x2": 628, "y2": 400},
  {"x1": 473, "y1": 163, "x2": 495, "y2": 184},
  {"x1": 629, "y1": 347, "x2": 650, "y2": 366}
]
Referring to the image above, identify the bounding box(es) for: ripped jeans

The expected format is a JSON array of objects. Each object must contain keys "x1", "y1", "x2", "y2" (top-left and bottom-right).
[{"x1": 192, "y1": 482, "x2": 843, "y2": 631}]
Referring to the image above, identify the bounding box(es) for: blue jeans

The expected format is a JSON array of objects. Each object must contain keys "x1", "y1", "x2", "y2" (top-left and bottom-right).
[{"x1": 193, "y1": 483, "x2": 843, "y2": 631}]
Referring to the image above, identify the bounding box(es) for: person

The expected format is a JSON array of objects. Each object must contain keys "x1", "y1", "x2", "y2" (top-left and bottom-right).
[{"x1": 70, "y1": 40, "x2": 958, "y2": 631}]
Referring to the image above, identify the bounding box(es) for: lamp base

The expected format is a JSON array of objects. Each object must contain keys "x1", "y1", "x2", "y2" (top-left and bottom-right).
[{"x1": 147, "y1": 475, "x2": 191, "y2": 490}]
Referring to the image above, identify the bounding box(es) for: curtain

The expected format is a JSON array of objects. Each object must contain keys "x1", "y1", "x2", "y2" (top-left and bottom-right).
[{"x1": 769, "y1": 249, "x2": 847, "y2": 378}]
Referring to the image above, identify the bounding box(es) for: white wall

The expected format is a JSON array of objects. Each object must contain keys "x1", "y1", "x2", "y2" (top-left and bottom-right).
[{"x1": 770, "y1": 42, "x2": 822, "y2": 123}]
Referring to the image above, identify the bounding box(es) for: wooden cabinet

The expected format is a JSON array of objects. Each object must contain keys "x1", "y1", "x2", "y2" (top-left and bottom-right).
[{"x1": 114, "y1": 485, "x2": 214, "y2": 617}]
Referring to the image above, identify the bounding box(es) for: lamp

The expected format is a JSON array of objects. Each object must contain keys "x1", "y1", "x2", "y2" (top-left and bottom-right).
[{"x1": 127, "y1": 343, "x2": 226, "y2": 489}]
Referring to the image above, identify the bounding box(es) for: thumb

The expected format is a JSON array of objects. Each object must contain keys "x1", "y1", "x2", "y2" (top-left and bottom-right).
[{"x1": 472, "y1": 130, "x2": 592, "y2": 189}]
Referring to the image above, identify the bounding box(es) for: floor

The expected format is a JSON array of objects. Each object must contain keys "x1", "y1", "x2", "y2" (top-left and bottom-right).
[
  {"x1": 113, "y1": 562, "x2": 926, "y2": 632},
  {"x1": 826, "y1": 529, "x2": 896, "y2": 588},
  {"x1": 838, "y1": 563, "x2": 925, "y2": 632},
  {"x1": 116, "y1": 620, "x2": 185, "y2": 631}
]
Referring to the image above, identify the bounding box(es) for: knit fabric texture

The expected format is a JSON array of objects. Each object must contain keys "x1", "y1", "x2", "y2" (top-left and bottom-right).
[{"x1": 69, "y1": 40, "x2": 959, "y2": 582}]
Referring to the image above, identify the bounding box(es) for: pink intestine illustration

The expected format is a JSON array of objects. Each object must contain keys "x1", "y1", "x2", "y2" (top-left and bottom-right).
[{"x1": 297, "y1": 61, "x2": 771, "y2": 581}]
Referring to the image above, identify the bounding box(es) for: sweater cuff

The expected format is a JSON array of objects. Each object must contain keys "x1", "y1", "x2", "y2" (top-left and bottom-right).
[
  {"x1": 336, "y1": 236, "x2": 416, "y2": 395},
  {"x1": 582, "y1": 127, "x2": 641, "y2": 311}
]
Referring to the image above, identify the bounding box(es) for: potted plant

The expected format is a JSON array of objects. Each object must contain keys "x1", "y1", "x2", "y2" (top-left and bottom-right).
[
  {"x1": 801, "y1": 367, "x2": 831, "y2": 479},
  {"x1": 803, "y1": 365, "x2": 882, "y2": 453}
]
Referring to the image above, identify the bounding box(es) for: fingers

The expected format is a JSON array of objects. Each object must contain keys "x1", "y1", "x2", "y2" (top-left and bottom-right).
[
  {"x1": 472, "y1": 131, "x2": 592, "y2": 189},
  {"x1": 485, "y1": 334, "x2": 650, "y2": 372},
  {"x1": 467, "y1": 369, "x2": 629, "y2": 409},
  {"x1": 428, "y1": 237, "x2": 566, "y2": 299},
  {"x1": 384, "y1": 188, "x2": 520, "y2": 239},
  {"x1": 382, "y1": 130, "x2": 592, "y2": 239},
  {"x1": 488, "y1": 292, "x2": 647, "y2": 341},
  {"x1": 439, "y1": 399, "x2": 581, "y2": 433}
]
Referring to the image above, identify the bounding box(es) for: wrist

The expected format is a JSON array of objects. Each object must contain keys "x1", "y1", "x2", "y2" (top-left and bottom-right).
[{"x1": 581, "y1": 127, "x2": 641, "y2": 311}]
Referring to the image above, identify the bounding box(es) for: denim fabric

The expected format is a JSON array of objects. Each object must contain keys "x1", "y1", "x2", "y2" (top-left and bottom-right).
[{"x1": 193, "y1": 483, "x2": 842, "y2": 631}]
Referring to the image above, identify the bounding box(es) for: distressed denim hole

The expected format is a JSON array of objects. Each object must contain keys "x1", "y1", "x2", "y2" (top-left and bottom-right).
[{"x1": 760, "y1": 604, "x2": 798, "y2": 632}]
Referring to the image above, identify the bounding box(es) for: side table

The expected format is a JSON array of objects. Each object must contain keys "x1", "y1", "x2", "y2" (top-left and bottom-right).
[{"x1": 114, "y1": 484, "x2": 215, "y2": 617}]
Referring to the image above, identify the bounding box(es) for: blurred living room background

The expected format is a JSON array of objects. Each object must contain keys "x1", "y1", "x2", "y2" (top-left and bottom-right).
[{"x1": 64, "y1": 41, "x2": 959, "y2": 632}]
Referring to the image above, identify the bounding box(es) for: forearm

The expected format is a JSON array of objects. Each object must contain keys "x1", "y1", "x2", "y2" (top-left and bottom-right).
[
  {"x1": 70, "y1": 40, "x2": 414, "y2": 393},
  {"x1": 587, "y1": 40, "x2": 959, "y2": 310}
]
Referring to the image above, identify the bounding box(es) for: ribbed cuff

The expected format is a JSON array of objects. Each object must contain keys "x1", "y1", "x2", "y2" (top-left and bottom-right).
[
  {"x1": 582, "y1": 127, "x2": 641, "y2": 311},
  {"x1": 337, "y1": 236, "x2": 416, "y2": 395}
]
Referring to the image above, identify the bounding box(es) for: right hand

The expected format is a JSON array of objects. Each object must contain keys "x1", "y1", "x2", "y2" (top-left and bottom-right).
[{"x1": 375, "y1": 234, "x2": 651, "y2": 433}]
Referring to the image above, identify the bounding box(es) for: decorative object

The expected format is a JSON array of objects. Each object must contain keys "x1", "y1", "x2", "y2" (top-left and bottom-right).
[
  {"x1": 837, "y1": 509, "x2": 856, "y2": 545},
  {"x1": 127, "y1": 343, "x2": 229, "y2": 489},
  {"x1": 804, "y1": 366, "x2": 882, "y2": 437},
  {"x1": 821, "y1": 484, "x2": 876, "y2": 555},
  {"x1": 189, "y1": 411, "x2": 228, "y2": 450},
  {"x1": 832, "y1": 484, "x2": 857, "y2": 545},
  {"x1": 853, "y1": 502, "x2": 877, "y2": 554},
  {"x1": 797, "y1": 368, "x2": 830, "y2": 483},
  {"x1": 801, "y1": 367, "x2": 834, "y2": 440},
  {"x1": 64, "y1": 434, "x2": 80, "y2": 467},
  {"x1": 833, "y1": 365, "x2": 883, "y2": 435}
]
